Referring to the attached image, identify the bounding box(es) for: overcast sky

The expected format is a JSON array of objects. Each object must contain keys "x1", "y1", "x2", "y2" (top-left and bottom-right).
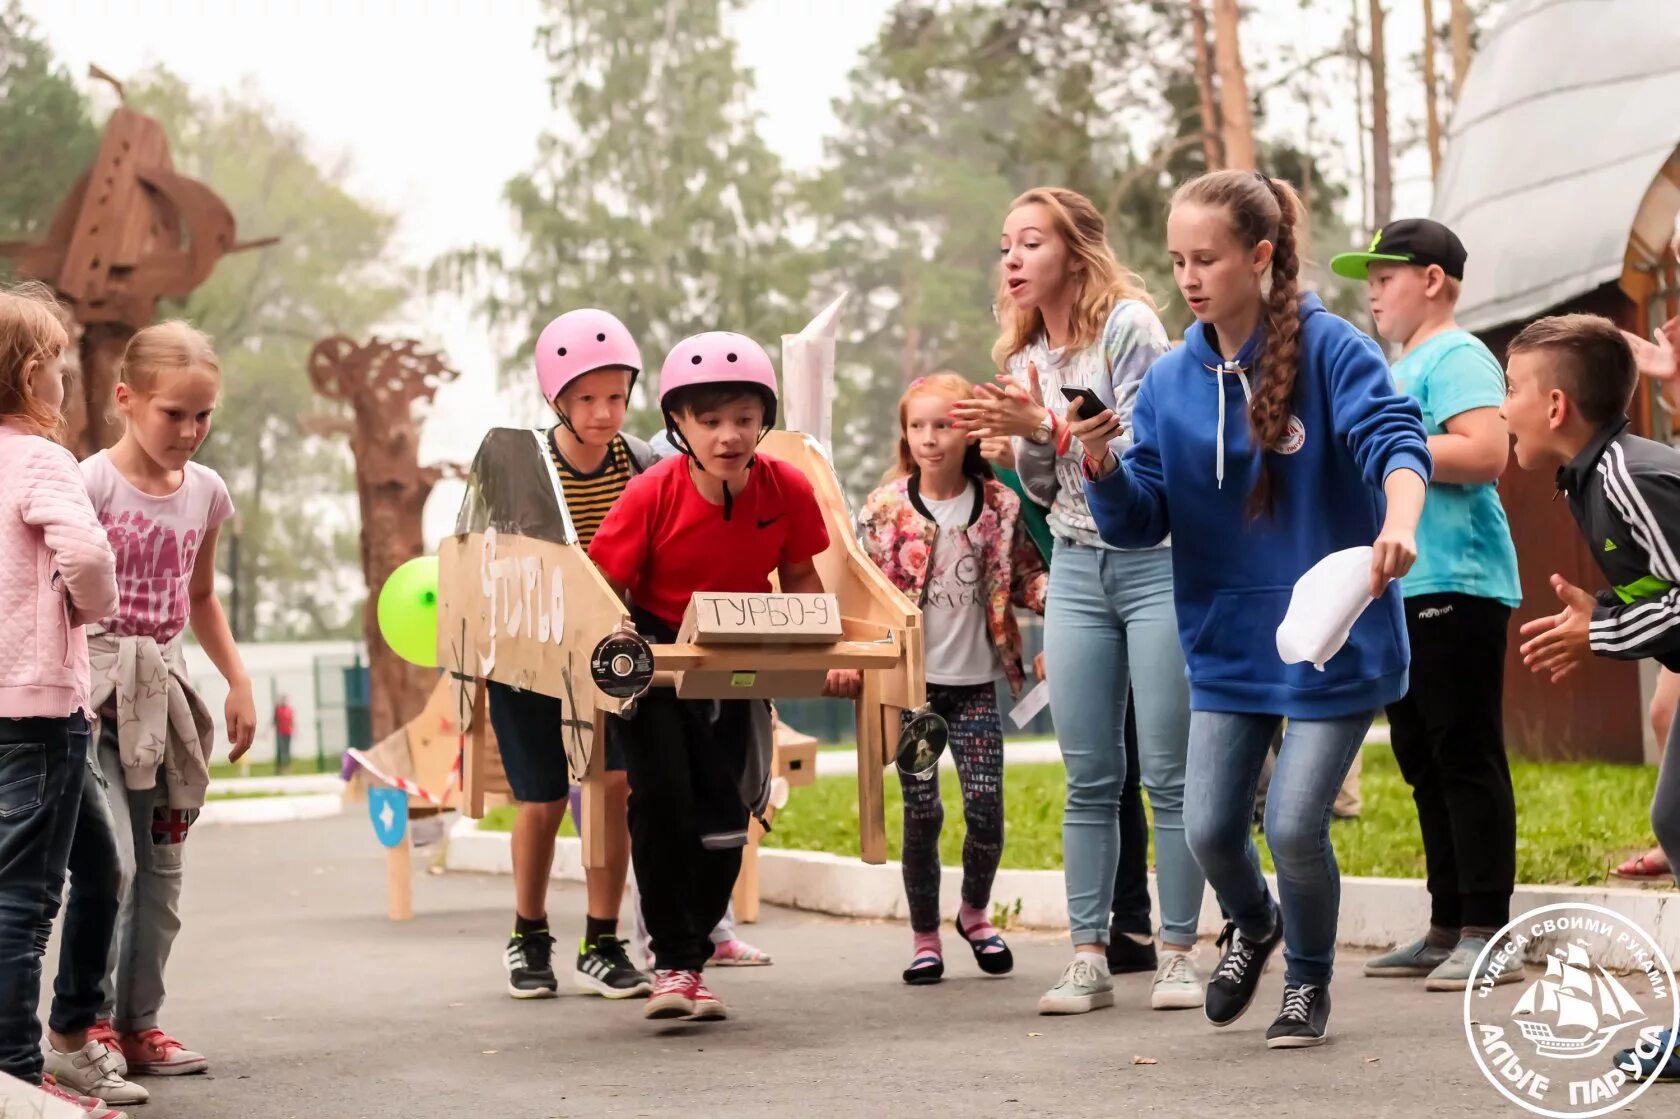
[{"x1": 27, "y1": 0, "x2": 1444, "y2": 542}]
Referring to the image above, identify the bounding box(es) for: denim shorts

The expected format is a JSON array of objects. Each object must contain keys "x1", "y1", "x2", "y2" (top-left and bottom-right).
[{"x1": 485, "y1": 680, "x2": 625, "y2": 804}]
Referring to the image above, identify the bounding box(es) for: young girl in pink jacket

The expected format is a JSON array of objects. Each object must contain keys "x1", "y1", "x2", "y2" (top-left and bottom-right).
[{"x1": 0, "y1": 284, "x2": 122, "y2": 1116}]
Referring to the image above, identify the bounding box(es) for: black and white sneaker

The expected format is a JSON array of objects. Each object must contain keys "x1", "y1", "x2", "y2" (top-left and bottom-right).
[
  {"x1": 1206, "y1": 918, "x2": 1283, "y2": 1026},
  {"x1": 505, "y1": 930, "x2": 558, "y2": 999},
  {"x1": 575, "y1": 935, "x2": 653, "y2": 999},
  {"x1": 1266, "y1": 983, "x2": 1331, "y2": 1049}
]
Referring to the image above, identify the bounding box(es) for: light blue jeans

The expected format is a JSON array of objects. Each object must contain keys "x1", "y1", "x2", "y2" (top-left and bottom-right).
[
  {"x1": 1045, "y1": 543, "x2": 1203, "y2": 948},
  {"x1": 1185, "y1": 711, "x2": 1371, "y2": 986}
]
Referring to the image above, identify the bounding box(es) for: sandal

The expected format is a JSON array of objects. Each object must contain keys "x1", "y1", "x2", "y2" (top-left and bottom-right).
[
  {"x1": 709, "y1": 938, "x2": 773, "y2": 967},
  {"x1": 1611, "y1": 848, "x2": 1672, "y2": 880},
  {"x1": 903, "y1": 952, "x2": 945, "y2": 985},
  {"x1": 955, "y1": 914, "x2": 1015, "y2": 976}
]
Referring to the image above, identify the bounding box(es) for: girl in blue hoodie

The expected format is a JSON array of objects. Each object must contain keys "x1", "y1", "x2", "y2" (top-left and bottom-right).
[{"x1": 1076, "y1": 170, "x2": 1430, "y2": 1050}]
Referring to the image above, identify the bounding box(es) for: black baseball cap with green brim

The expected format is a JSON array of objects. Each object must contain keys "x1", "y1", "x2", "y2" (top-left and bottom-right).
[{"x1": 1330, "y1": 218, "x2": 1468, "y2": 281}]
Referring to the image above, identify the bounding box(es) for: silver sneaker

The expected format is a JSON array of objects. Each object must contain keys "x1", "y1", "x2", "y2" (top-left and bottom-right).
[
  {"x1": 1151, "y1": 949, "x2": 1206, "y2": 1010},
  {"x1": 1425, "y1": 936, "x2": 1525, "y2": 992},
  {"x1": 1037, "y1": 957, "x2": 1114, "y2": 1015},
  {"x1": 43, "y1": 1040, "x2": 149, "y2": 1106},
  {"x1": 1364, "y1": 935, "x2": 1451, "y2": 978}
]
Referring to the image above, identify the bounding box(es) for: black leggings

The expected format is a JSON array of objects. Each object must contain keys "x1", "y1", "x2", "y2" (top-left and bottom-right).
[{"x1": 898, "y1": 683, "x2": 1004, "y2": 933}]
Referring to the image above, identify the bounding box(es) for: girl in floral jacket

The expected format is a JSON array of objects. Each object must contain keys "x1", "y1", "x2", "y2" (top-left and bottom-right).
[{"x1": 843, "y1": 373, "x2": 1046, "y2": 984}]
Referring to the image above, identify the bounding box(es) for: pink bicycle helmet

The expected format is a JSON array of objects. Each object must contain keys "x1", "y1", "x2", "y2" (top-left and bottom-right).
[
  {"x1": 533, "y1": 309, "x2": 642, "y2": 404},
  {"x1": 657, "y1": 331, "x2": 779, "y2": 427}
]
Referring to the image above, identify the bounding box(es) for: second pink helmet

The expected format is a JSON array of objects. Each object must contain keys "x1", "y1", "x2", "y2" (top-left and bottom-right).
[
  {"x1": 657, "y1": 331, "x2": 779, "y2": 427},
  {"x1": 533, "y1": 309, "x2": 642, "y2": 403}
]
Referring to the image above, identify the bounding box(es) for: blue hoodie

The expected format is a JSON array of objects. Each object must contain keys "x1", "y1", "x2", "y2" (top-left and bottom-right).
[{"x1": 1084, "y1": 293, "x2": 1431, "y2": 719}]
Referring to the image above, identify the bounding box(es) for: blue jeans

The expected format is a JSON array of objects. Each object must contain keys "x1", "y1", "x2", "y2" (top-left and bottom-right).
[
  {"x1": 1045, "y1": 543, "x2": 1203, "y2": 947},
  {"x1": 0, "y1": 713, "x2": 91, "y2": 1084},
  {"x1": 1185, "y1": 711, "x2": 1371, "y2": 985}
]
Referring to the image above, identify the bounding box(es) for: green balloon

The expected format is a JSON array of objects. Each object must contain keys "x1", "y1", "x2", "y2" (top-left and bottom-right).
[{"x1": 377, "y1": 556, "x2": 440, "y2": 668}]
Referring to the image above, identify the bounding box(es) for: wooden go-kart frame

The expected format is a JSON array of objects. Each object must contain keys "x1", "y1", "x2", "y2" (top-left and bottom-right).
[{"x1": 437, "y1": 429, "x2": 925, "y2": 868}]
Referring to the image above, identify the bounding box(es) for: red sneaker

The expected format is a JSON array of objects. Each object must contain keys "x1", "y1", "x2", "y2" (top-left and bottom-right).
[
  {"x1": 40, "y1": 1074, "x2": 128, "y2": 1118},
  {"x1": 87, "y1": 1020, "x2": 126, "y2": 1076},
  {"x1": 118, "y1": 1028, "x2": 209, "y2": 1076},
  {"x1": 688, "y1": 974, "x2": 728, "y2": 1021},
  {"x1": 644, "y1": 969, "x2": 697, "y2": 1020}
]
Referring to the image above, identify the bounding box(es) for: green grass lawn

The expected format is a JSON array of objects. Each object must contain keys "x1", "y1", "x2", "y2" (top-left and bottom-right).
[
  {"x1": 760, "y1": 744, "x2": 1660, "y2": 887},
  {"x1": 209, "y1": 755, "x2": 343, "y2": 780},
  {"x1": 474, "y1": 744, "x2": 1662, "y2": 887}
]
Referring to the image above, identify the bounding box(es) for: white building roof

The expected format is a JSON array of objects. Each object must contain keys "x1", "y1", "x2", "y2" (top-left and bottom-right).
[{"x1": 1430, "y1": 0, "x2": 1680, "y2": 332}]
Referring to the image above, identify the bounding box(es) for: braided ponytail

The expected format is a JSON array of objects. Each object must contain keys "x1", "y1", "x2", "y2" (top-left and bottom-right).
[{"x1": 1171, "y1": 170, "x2": 1307, "y2": 518}]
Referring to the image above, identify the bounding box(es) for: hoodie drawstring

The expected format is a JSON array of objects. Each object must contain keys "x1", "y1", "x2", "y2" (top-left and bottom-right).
[{"x1": 1211, "y1": 359, "x2": 1254, "y2": 489}]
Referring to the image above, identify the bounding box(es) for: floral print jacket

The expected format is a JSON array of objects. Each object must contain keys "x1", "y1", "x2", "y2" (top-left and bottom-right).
[{"x1": 858, "y1": 474, "x2": 1049, "y2": 698}]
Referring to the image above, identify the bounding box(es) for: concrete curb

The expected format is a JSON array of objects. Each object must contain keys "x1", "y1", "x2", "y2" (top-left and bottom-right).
[
  {"x1": 444, "y1": 818, "x2": 1678, "y2": 966},
  {"x1": 206, "y1": 774, "x2": 343, "y2": 796},
  {"x1": 197, "y1": 793, "x2": 344, "y2": 825}
]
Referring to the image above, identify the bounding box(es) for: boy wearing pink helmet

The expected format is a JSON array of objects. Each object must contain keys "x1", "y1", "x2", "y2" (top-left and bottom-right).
[
  {"x1": 466, "y1": 308, "x2": 659, "y2": 1001},
  {"x1": 588, "y1": 331, "x2": 831, "y2": 1021}
]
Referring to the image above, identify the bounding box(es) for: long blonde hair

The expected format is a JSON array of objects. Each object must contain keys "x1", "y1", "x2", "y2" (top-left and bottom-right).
[
  {"x1": 118, "y1": 320, "x2": 222, "y2": 393},
  {"x1": 0, "y1": 282, "x2": 71, "y2": 441},
  {"x1": 883, "y1": 372, "x2": 988, "y2": 484},
  {"x1": 991, "y1": 187, "x2": 1155, "y2": 371}
]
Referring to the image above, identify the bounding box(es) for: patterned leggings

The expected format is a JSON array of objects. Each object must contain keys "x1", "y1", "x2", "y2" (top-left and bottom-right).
[{"x1": 898, "y1": 682, "x2": 1005, "y2": 934}]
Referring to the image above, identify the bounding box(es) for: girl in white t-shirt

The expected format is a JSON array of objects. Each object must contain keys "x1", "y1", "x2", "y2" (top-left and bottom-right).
[{"x1": 837, "y1": 374, "x2": 1046, "y2": 984}]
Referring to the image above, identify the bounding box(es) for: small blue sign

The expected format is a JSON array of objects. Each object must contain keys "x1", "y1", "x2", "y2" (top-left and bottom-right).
[{"x1": 369, "y1": 787, "x2": 409, "y2": 848}]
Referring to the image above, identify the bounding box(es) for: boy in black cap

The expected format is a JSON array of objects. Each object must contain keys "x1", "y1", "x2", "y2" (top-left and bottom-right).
[{"x1": 1331, "y1": 220, "x2": 1523, "y2": 993}]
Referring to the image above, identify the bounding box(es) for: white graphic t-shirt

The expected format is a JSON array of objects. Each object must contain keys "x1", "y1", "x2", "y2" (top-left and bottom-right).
[
  {"x1": 80, "y1": 451, "x2": 235, "y2": 644},
  {"x1": 921, "y1": 488, "x2": 1002, "y2": 686}
]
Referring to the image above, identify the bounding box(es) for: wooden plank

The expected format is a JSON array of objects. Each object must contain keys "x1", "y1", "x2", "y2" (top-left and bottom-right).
[
  {"x1": 464, "y1": 678, "x2": 488, "y2": 819},
  {"x1": 732, "y1": 818, "x2": 763, "y2": 924},
  {"x1": 580, "y1": 710, "x2": 608, "y2": 870},
  {"x1": 654, "y1": 640, "x2": 899, "y2": 671},
  {"x1": 387, "y1": 833, "x2": 414, "y2": 922},
  {"x1": 857, "y1": 672, "x2": 887, "y2": 865}
]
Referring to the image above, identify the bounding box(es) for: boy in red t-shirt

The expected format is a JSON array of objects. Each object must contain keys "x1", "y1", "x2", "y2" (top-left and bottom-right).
[{"x1": 588, "y1": 331, "x2": 830, "y2": 1022}]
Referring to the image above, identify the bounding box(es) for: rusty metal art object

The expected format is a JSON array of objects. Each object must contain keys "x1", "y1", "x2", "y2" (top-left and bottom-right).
[
  {"x1": 0, "y1": 71, "x2": 274, "y2": 455},
  {"x1": 308, "y1": 335, "x2": 462, "y2": 741}
]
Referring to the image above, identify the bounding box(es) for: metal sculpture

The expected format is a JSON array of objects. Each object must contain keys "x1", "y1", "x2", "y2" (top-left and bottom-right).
[
  {"x1": 0, "y1": 69, "x2": 273, "y2": 456},
  {"x1": 307, "y1": 335, "x2": 461, "y2": 741}
]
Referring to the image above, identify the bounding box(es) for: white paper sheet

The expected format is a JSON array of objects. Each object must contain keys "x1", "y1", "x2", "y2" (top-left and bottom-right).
[
  {"x1": 781, "y1": 292, "x2": 848, "y2": 451},
  {"x1": 1008, "y1": 678, "x2": 1052, "y2": 730}
]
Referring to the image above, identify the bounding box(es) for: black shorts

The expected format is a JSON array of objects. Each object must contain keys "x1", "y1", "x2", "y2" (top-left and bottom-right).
[{"x1": 485, "y1": 680, "x2": 626, "y2": 804}]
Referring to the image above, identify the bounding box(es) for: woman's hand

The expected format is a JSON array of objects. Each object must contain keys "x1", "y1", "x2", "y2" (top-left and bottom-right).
[
  {"x1": 1067, "y1": 405, "x2": 1122, "y2": 476},
  {"x1": 950, "y1": 361, "x2": 1048, "y2": 439},
  {"x1": 980, "y1": 436, "x2": 1015, "y2": 469},
  {"x1": 1369, "y1": 526, "x2": 1418, "y2": 598},
  {"x1": 225, "y1": 678, "x2": 257, "y2": 761}
]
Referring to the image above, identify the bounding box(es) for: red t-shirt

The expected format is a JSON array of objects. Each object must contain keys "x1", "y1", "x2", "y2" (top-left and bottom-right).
[{"x1": 588, "y1": 453, "x2": 830, "y2": 629}]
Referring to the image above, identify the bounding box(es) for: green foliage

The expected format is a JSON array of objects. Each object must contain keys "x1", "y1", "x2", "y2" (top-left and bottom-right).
[
  {"x1": 0, "y1": 1, "x2": 98, "y2": 264},
  {"x1": 439, "y1": 0, "x2": 812, "y2": 439},
  {"x1": 128, "y1": 69, "x2": 410, "y2": 640},
  {"x1": 747, "y1": 745, "x2": 1660, "y2": 888}
]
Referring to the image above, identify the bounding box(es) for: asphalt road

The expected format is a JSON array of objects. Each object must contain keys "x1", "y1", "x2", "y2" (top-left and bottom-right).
[{"x1": 46, "y1": 812, "x2": 1661, "y2": 1118}]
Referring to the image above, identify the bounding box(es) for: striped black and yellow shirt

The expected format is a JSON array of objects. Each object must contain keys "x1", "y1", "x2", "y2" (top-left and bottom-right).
[{"x1": 546, "y1": 430, "x2": 632, "y2": 548}]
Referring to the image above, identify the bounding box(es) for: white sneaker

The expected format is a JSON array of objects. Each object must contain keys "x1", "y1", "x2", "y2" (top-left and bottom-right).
[
  {"x1": 1037, "y1": 957, "x2": 1114, "y2": 1015},
  {"x1": 1151, "y1": 949, "x2": 1206, "y2": 1010},
  {"x1": 44, "y1": 1040, "x2": 150, "y2": 1106}
]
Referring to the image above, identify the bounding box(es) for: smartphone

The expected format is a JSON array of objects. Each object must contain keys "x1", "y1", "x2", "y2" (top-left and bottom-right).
[{"x1": 1059, "y1": 385, "x2": 1110, "y2": 420}]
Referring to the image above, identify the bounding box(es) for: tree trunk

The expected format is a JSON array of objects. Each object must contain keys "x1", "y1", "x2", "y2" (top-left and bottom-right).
[
  {"x1": 1423, "y1": 0, "x2": 1442, "y2": 179},
  {"x1": 1368, "y1": 0, "x2": 1393, "y2": 228},
  {"x1": 1211, "y1": 0, "x2": 1255, "y2": 171},
  {"x1": 1189, "y1": 0, "x2": 1223, "y2": 169},
  {"x1": 1450, "y1": 0, "x2": 1472, "y2": 99},
  {"x1": 1352, "y1": 0, "x2": 1370, "y2": 231},
  {"x1": 73, "y1": 324, "x2": 132, "y2": 459}
]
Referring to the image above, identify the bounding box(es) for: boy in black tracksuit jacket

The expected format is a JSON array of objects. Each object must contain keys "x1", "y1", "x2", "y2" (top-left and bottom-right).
[{"x1": 1502, "y1": 313, "x2": 1679, "y2": 1085}]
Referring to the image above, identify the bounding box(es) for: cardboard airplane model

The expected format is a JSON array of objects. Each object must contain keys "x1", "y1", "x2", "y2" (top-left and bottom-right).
[{"x1": 436, "y1": 295, "x2": 927, "y2": 866}]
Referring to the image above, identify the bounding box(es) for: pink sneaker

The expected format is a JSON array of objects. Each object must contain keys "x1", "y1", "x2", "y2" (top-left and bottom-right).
[
  {"x1": 709, "y1": 938, "x2": 772, "y2": 967},
  {"x1": 644, "y1": 969, "x2": 697, "y2": 1020},
  {"x1": 688, "y1": 975, "x2": 728, "y2": 1020},
  {"x1": 40, "y1": 1074, "x2": 128, "y2": 1118},
  {"x1": 118, "y1": 1028, "x2": 209, "y2": 1076}
]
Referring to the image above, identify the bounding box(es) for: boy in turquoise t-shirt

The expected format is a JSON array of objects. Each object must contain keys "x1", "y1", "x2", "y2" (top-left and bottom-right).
[{"x1": 1332, "y1": 219, "x2": 1522, "y2": 993}]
